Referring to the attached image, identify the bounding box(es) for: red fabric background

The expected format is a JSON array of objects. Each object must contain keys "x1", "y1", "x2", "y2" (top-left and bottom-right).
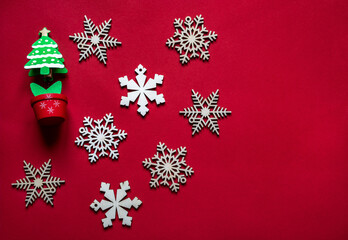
[{"x1": 1, "y1": 0, "x2": 348, "y2": 239}]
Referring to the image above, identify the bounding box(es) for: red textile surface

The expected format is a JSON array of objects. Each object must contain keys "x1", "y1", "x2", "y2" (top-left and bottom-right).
[{"x1": 1, "y1": 0, "x2": 348, "y2": 239}]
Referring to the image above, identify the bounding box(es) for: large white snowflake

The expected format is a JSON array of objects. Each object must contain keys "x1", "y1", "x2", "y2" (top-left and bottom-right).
[
  {"x1": 166, "y1": 15, "x2": 218, "y2": 64},
  {"x1": 118, "y1": 64, "x2": 165, "y2": 116},
  {"x1": 12, "y1": 159, "x2": 65, "y2": 207},
  {"x1": 143, "y1": 142, "x2": 194, "y2": 192},
  {"x1": 75, "y1": 113, "x2": 127, "y2": 163},
  {"x1": 69, "y1": 15, "x2": 121, "y2": 65},
  {"x1": 180, "y1": 89, "x2": 231, "y2": 136},
  {"x1": 90, "y1": 181, "x2": 142, "y2": 228}
]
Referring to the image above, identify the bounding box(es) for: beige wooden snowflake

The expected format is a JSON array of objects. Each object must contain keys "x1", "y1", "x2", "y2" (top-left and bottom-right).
[
  {"x1": 166, "y1": 15, "x2": 218, "y2": 64},
  {"x1": 180, "y1": 89, "x2": 231, "y2": 136},
  {"x1": 12, "y1": 159, "x2": 65, "y2": 207},
  {"x1": 118, "y1": 64, "x2": 165, "y2": 116},
  {"x1": 69, "y1": 15, "x2": 121, "y2": 65},
  {"x1": 90, "y1": 181, "x2": 142, "y2": 228},
  {"x1": 143, "y1": 142, "x2": 194, "y2": 192},
  {"x1": 75, "y1": 113, "x2": 127, "y2": 163}
]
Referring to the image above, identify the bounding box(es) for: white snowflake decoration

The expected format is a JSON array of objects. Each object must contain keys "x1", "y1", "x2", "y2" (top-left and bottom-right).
[
  {"x1": 90, "y1": 181, "x2": 142, "y2": 228},
  {"x1": 166, "y1": 15, "x2": 218, "y2": 64},
  {"x1": 39, "y1": 102, "x2": 46, "y2": 109},
  {"x1": 47, "y1": 106, "x2": 54, "y2": 114},
  {"x1": 12, "y1": 159, "x2": 65, "y2": 207},
  {"x1": 75, "y1": 113, "x2": 127, "y2": 163},
  {"x1": 118, "y1": 64, "x2": 165, "y2": 116},
  {"x1": 180, "y1": 89, "x2": 231, "y2": 136},
  {"x1": 53, "y1": 100, "x2": 60, "y2": 107},
  {"x1": 143, "y1": 142, "x2": 194, "y2": 192},
  {"x1": 69, "y1": 15, "x2": 121, "y2": 65}
]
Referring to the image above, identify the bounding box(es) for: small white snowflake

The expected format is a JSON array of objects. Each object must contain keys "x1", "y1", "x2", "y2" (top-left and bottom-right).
[
  {"x1": 90, "y1": 181, "x2": 142, "y2": 228},
  {"x1": 69, "y1": 15, "x2": 122, "y2": 65},
  {"x1": 180, "y1": 89, "x2": 231, "y2": 136},
  {"x1": 47, "y1": 107, "x2": 54, "y2": 114},
  {"x1": 12, "y1": 159, "x2": 65, "y2": 207},
  {"x1": 39, "y1": 102, "x2": 47, "y2": 109},
  {"x1": 166, "y1": 15, "x2": 218, "y2": 64},
  {"x1": 75, "y1": 113, "x2": 127, "y2": 163},
  {"x1": 143, "y1": 142, "x2": 194, "y2": 192},
  {"x1": 53, "y1": 100, "x2": 60, "y2": 107},
  {"x1": 118, "y1": 64, "x2": 165, "y2": 116},
  {"x1": 46, "y1": 94, "x2": 52, "y2": 99}
]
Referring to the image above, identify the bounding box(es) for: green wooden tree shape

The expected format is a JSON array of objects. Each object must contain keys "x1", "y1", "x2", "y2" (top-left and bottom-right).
[{"x1": 24, "y1": 27, "x2": 67, "y2": 78}]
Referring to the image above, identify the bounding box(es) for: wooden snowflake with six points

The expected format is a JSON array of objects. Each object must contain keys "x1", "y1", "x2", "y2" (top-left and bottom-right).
[
  {"x1": 12, "y1": 159, "x2": 65, "y2": 207},
  {"x1": 69, "y1": 15, "x2": 121, "y2": 65},
  {"x1": 166, "y1": 15, "x2": 218, "y2": 64},
  {"x1": 180, "y1": 89, "x2": 231, "y2": 136}
]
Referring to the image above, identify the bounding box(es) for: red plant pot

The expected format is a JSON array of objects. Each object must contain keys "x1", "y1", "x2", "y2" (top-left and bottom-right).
[{"x1": 31, "y1": 93, "x2": 68, "y2": 125}]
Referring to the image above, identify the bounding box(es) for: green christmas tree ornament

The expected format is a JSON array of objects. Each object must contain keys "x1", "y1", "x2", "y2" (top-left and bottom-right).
[
  {"x1": 25, "y1": 27, "x2": 68, "y2": 126},
  {"x1": 24, "y1": 27, "x2": 67, "y2": 78}
]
